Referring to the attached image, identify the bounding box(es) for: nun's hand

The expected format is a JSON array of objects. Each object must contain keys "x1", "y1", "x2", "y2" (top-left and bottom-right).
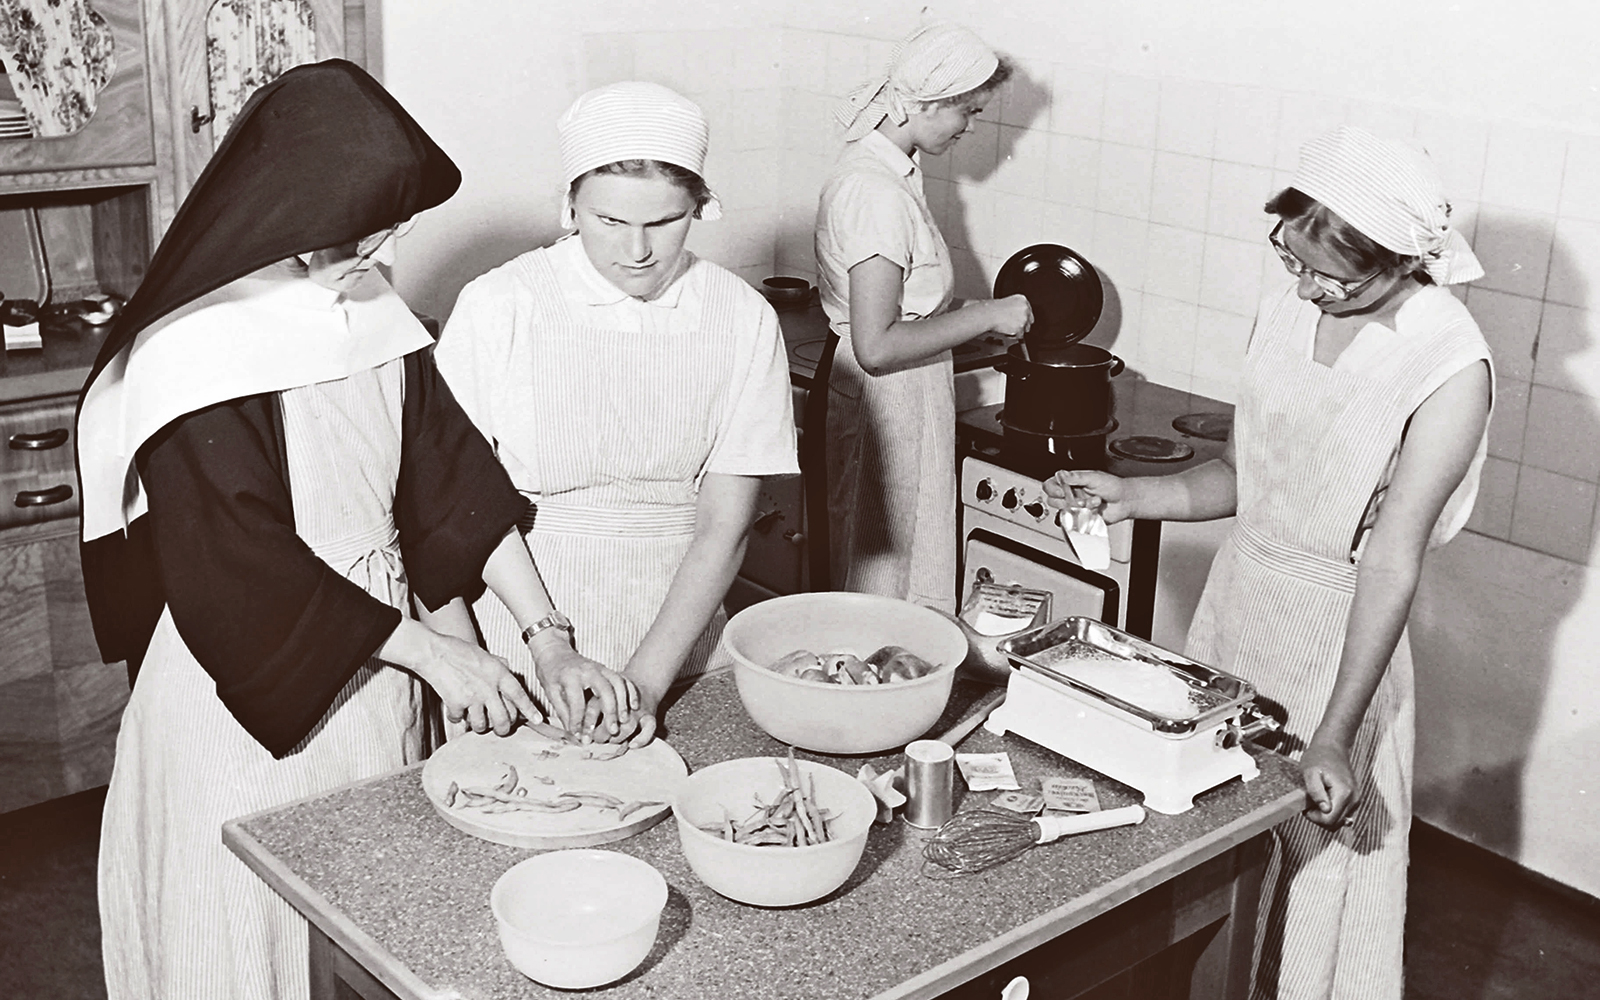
[
  {"x1": 1300, "y1": 738, "x2": 1360, "y2": 830},
  {"x1": 382, "y1": 618, "x2": 537, "y2": 736}
]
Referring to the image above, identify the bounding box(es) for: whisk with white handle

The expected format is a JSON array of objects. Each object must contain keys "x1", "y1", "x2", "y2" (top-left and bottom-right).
[{"x1": 923, "y1": 804, "x2": 1147, "y2": 875}]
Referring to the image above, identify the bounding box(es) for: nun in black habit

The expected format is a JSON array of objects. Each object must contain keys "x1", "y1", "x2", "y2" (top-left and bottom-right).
[{"x1": 77, "y1": 61, "x2": 632, "y2": 1000}]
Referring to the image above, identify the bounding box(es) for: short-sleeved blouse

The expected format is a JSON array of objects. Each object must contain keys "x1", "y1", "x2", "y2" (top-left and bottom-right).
[
  {"x1": 436, "y1": 234, "x2": 799, "y2": 502},
  {"x1": 814, "y1": 130, "x2": 954, "y2": 338}
]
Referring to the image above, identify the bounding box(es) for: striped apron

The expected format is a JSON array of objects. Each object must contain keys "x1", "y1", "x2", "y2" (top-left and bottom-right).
[
  {"x1": 467, "y1": 252, "x2": 737, "y2": 699},
  {"x1": 822, "y1": 173, "x2": 958, "y2": 614},
  {"x1": 1185, "y1": 289, "x2": 1489, "y2": 1000},
  {"x1": 99, "y1": 360, "x2": 421, "y2": 1000}
]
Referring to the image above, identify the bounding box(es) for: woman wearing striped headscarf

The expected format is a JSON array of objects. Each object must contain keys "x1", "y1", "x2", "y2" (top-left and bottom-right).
[
  {"x1": 435, "y1": 82, "x2": 798, "y2": 746},
  {"x1": 1048, "y1": 126, "x2": 1493, "y2": 999},
  {"x1": 815, "y1": 22, "x2": 1032, "y2": 613}
]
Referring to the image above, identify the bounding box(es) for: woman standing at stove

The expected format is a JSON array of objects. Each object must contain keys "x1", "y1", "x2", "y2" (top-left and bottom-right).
[
  {"x1": 815, "y1": 22, "x2": 1032, "y2": 613},
  {"x1": 1048, "y1": 127, "x2": 1491, "y2": 999}
]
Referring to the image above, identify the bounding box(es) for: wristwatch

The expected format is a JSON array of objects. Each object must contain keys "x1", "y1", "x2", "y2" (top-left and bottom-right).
[{"x1": 521, "y1": 611, "x2": 574, "y2": 645}]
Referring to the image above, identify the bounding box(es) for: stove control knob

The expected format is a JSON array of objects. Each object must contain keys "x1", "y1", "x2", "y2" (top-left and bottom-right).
[
  {"x1": 1023, "y1": 500, "x2": 1046, "y2": 520},
  {"x1": 974, "y1": 478, "x2": 995, "y2": 502},
  {"x1": 1001, "y1": 488, "x2": 1020, "y2": 511}
]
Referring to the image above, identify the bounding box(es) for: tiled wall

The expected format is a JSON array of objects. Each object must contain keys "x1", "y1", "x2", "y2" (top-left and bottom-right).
[{"x1": 768, "y1": 27, "x2": 1600, "y2": 576}]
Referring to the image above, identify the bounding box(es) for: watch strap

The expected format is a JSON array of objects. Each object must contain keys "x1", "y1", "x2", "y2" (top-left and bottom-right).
[{"x1": 521, "y1": 611, "x2": 574, "y2": 645}]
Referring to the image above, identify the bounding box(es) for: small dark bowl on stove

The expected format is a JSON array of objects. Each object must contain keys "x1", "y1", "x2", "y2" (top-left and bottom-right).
[{"x1": 761, "y1": 276, "x2": 813, "y2": 310}]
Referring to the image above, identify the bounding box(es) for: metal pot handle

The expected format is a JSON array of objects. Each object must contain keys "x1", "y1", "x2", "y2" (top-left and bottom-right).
[{"x1": 1109, "y1": 355, "x2": 1125, "y2": 377}]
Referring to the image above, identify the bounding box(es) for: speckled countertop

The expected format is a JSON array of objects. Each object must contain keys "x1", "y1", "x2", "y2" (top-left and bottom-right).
[{"x1": 225, "y1": 671, "x2": 1303, "y2": 1000}]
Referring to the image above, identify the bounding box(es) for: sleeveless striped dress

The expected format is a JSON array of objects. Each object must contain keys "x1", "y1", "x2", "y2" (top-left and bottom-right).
[
  {"x1": 98, "y1": 359, "x2": 421, "y2": 1000},
  {"x1": 1186, "y1": 284, "x2": 1491, "y2": 1000}
]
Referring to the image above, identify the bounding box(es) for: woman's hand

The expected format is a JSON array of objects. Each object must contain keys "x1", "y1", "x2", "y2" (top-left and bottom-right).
[
  {"x1": 964, "y1": 294, "x2": 1033, "y2": 338},
  {"x1": 606, "y1": 680, "x2": 662, "y2": 749},
  {"x1": 1300, "y1": 737, "x2": 1360, "y2": 830},
  {"x1": 1045, "y1": 469, "x2": 1137, "y2": 524},
  {"x1": 380, "y1": 617, "x2": 538, "y2": 735},
  {"x1": 528, "y1": 632, "x2": 635, "y2": 740}
]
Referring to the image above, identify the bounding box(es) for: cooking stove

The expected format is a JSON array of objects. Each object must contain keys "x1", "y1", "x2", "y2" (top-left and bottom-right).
[{"x1": 956, "y1": 377, "x2": 1235, "y2": 648}]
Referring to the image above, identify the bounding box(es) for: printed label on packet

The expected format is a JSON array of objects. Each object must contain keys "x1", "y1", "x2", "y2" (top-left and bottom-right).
[
  {"x1": 954, "y1": 752, "x2": 1021, "y2": 791},
  {"x1": 988, "y1": 791, "x2": 1045, "y2": 815},
  {"x1": 1041, "y1": 776, "x2": 1101, "y2": 813}
]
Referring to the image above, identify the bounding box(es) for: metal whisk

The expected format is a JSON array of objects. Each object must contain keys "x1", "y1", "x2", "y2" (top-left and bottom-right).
[{"x1": 922, "y1": 804, "x2": 1147, "y2": 875}]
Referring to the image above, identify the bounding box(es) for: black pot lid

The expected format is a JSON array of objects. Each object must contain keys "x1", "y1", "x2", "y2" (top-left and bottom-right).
[
  {"x1": 994, "y1": 243, "x2": 1103, "y2": 348},
  {"x1": 1110, "y1": 435, "x2": 1194, "y2": 463}
]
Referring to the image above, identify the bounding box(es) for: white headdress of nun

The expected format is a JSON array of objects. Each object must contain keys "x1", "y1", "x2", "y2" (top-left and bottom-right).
[
  {"x1": 1291, "y1": 125, "x2": 1484, "y2": 285},
  {"x1": 557, "y1": 80, "x2": 721, "y2": 228},
  {"x1": 833, "y1": 22, "x2": 999, "y2": 143}
]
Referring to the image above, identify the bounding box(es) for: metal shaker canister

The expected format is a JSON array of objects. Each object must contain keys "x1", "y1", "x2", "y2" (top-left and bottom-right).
[{"x1": 903, "y1": 739, "x2": 955, "y2": 828}]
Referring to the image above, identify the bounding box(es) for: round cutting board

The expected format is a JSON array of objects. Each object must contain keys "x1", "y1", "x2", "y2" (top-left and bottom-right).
[{"x1": 421, "y1": 728, "x2": 687, "y2": 849}]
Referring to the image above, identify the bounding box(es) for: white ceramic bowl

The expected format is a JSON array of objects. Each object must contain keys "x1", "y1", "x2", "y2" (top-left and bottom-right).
[
  {"x1": 672, "y1": 756, "x2": 877, "y2": 907},
  {"x1": 490, "y1": 849, "x2": 667, "y2": 989},
  {"x1": 723, "y1": 592, "x2": 968, "y2": 753}
]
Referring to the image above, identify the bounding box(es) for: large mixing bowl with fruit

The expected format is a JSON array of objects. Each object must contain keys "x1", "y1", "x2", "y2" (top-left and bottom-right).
[{"x1": 722, "y1": 592, "x2": 967, "y2": 754}]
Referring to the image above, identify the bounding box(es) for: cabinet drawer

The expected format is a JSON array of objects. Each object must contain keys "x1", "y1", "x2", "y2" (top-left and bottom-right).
[{"x1": 0, "y1": 396, "x2": 80, "y2": 529}]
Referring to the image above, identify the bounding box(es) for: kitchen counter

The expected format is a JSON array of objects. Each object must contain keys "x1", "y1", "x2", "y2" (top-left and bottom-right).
[
  {"x1": 0, "y1": 314, "x2": 109, "y2": 405},
  {"x1": 224, "y1": 670, "x2": 1303, "y2": 1000}
]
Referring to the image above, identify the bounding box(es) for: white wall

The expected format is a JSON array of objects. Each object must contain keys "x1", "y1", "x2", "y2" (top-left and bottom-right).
[
  {"x1": 381, "y1": 0, "x2": 782, "y2": 322},
  {"x1": 382, "y1": 0, "x2": 1600, "y2": 895},
  {"x1": 767, "y1": 0, "x2": 1600, "y2": 895}
]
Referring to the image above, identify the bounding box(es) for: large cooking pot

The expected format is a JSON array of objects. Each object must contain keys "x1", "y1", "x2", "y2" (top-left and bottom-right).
[
  {"x1": 993, "y1": 244, "x2": 1122, "y2": 435},
  {"x1": 995, "y1": 342, "x2": 1123, "y2": 435}
]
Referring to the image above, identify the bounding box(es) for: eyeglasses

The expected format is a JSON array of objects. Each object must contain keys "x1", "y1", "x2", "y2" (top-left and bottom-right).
[
  {"x1": 1269, "y1": 221, "x2": 1382, "y2": 301},
  {"x1": 354, "y1": 218, "x2": 416, "y2": 261}
]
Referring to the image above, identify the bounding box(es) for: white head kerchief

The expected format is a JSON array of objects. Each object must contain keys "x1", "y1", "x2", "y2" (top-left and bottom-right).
[
  {"x1": 556, "y1": 81, "x2": 721, "y2": 228},
  {"x1": 1292, "y1": 126, "x2": 1483, "y2": 285},
  {"x1": 833, "y1": 22, "x2": 999, "y2": 143}
]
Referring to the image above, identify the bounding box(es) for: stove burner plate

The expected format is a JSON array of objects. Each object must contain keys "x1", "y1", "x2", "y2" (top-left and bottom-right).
[
  {"x1": 1172, "y1": 412, "x2": 1232, "y2": 442},
  {"x1": 1110, "y1": 435, "x2": 1195, "y2": 463},
  {"x1": 999, "y1": 413, "x2": 1118, "y2": 438}
]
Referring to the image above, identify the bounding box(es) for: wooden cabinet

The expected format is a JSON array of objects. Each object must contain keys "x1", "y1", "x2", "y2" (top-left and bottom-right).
[
  {"x1": 0, "y1": 0, "x2": 380, "y2": 815},
  {"x1": 0, "y1": 511, "x2": 127, "y2": 814}
]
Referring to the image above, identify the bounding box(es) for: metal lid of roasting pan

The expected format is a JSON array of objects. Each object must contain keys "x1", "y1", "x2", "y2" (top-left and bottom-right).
[{"x1": 996, "y1": 617, "x2": 1257, "y2": 736}]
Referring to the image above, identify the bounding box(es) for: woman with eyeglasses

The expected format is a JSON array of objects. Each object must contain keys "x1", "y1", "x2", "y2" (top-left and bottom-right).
[
  {"x1": 80, "y1": 62, "x2": 623, "y2": 1000},
  {"x1": 1046, "y1": 126, "x2": 1492, "y2": 999}
]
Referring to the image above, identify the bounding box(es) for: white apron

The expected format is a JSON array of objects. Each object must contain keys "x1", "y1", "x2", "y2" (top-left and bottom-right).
[
  {"x1": 468, "y1": 251, "x2": 740, "y2": 699},
  {"x1": 98, "y1": 360, "x2": 422, "y2": 1000},
  {"x1": 1186, "y1": 287, "x2": 1490, "y2": 1000}
]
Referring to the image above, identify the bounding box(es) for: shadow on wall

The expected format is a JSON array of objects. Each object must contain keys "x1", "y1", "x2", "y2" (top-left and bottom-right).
[
  {"x1": 943, "y1": 62, "x2": 1049, "y2": 301},
  {"x1": 1412, "y1": 218, "x2": 1595, "y2": 896}
]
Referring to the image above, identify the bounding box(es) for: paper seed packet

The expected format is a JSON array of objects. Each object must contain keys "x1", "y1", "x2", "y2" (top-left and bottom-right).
[
  {"x1": 1040, "y1": 776, "x2": 1101, "y2": 813},
  {"x1": 954, "y1": 752, "x2": 1020, "y2": 791},
  {"x1": 988, "y1": 791, "x2": 1045, "y2": 815}
]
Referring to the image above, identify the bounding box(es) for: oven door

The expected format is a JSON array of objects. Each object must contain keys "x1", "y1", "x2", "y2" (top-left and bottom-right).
[{"x1": 961, "y1": 526, "x2": 1120, "y2": 626}]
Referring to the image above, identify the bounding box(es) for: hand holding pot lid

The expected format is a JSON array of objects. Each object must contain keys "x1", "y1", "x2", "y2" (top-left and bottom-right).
[{"x1": 993, "y1": 243, "x2": 1104, "y2": 348}]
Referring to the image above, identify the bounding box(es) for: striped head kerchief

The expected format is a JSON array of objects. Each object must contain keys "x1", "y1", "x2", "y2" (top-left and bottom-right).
[
  {"x1": 833, "y1": 22, "x2": 999, "y2": 143},
  {"x1": 557, "y1": 81, "x2": 721, "y2": 226},
  {"x1": 1292, "y1": 126, "x2": 1483, "y2": 285}
]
